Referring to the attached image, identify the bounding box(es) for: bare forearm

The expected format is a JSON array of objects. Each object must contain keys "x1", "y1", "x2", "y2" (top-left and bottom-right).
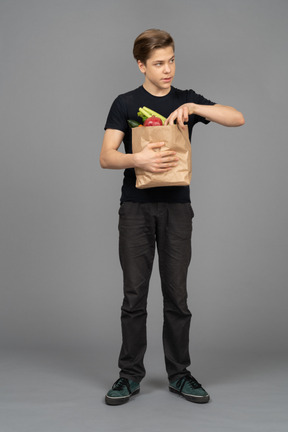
[
  {"x1": 100, "y1": 143, "x2": 179, "y2": 172},
  {"x1": 100, "y1": 149, "x2": 136, "y2": 169},
  {"x1": 190, "y1": 103, "x2": 245, "y2": 127}
]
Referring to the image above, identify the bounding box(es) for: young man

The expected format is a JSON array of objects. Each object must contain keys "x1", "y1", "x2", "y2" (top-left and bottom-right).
[{"x1": 100, "y1": 29, "x2": 244, "y2": 406}]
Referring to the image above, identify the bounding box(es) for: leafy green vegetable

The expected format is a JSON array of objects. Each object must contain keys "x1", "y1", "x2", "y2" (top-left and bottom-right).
[
  {"x1": 142, "y1": 107, "x2": 167, "y2": 124},
  {"x1": 137, "y1": 107, "x2": 167, "y2": 124}
]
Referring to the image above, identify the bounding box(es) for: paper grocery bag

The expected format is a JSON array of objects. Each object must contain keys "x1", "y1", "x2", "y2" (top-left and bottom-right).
[{"x1": 132, "y1": 124, "x2": 191, "y2": 189}]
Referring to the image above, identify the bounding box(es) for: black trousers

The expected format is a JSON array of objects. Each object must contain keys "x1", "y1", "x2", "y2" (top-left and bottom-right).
[{"x1": 118, "y1": 202, "x2": 194, "y2": 383}]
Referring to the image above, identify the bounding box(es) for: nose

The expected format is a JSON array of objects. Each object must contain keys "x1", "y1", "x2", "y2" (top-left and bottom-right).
[{"x1": 164, "y1": 63, "x2": 171, "y2": 73}]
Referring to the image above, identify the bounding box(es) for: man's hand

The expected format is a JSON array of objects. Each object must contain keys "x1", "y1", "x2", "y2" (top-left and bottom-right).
[
  {"x1": 100, "y1": 130, "x2": 179, "y2": 171},
  {"x1": 134, "y1": 142, "x2": 179, "y2": 173},
  {"x1": 164, "y1": 103, "x2": 245, "y2": 128},
  {"x1": 164, "y1": 103, "x2": 191, "y2": 129}
]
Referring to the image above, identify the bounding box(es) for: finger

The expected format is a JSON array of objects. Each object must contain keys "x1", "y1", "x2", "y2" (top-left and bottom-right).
[
  {"x1": 158, "y1": 152, "x2": 178, "y2": 160},
  {"x1": 153, "y1": 166, "x2": 174, "y2": 172},
  {"x1": 159, "y1": 150, "x2": 177, "y2": 157},
  {"x1": 177, "y1": 115, "x2": 185, "y2": 128},
  {"x1": 176, "y1": 108, "x2": 186, "y2": 129},
  {"x1": 168, "y1": 114, "x2": 177, "y2": 125},
  {"x1": 164, "y1": 113, "x2": 175, "y2": 126},
  {"x1": 148, "y1": 142, "x2": 165, "y2": 149},
  {"x1": 177, "y1": 119, "x2": 185, "y2": 129},
  {"x1": 166, "y1": 111, "x2": 178, "y2": 125},
  {"x1": 156, "y1": 157, "x2": 178, "y2": 166},
  {"x1": 158, "y1": 162, "x2": 178, "y2": 168},
  {"x1": 184, "y1": 106, "x2": 189, "y2": 122},
  {"x1": 160, "y1": 156, "x2": 179, "y2": 162}
]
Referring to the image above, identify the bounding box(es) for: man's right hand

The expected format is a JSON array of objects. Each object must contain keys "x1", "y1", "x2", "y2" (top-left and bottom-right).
[
  {"x1": 100, "y1": 130, "x2": 178, "y2": 172},
  {"x1": 134, "y1": 142, "x2": 179, "y2": 173}
]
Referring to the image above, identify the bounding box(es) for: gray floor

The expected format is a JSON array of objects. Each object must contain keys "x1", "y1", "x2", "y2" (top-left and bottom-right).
[{"x1": 1, "y1": 347, "x2": 287, "y2": 432}]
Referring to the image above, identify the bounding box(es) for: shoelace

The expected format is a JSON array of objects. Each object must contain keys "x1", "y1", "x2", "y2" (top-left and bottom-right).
[
  {"x1": 112, "y1": 377, "x2": 131, "y2": 394},
  {"x1": 177, "y1": 375, "x2": 202, "y2": 393}
]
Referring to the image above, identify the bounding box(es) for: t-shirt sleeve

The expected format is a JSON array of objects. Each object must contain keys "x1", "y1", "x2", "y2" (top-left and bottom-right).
[
  {"x1": 104, "y1": 95, "x2": 128, "y2": 133},
  {"x1": 187, "y1": 89, "x2": 216, "y2": 125}
]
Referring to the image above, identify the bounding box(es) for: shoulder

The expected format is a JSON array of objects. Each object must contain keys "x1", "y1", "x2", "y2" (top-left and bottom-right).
[
  {"x1": 105, "y1": 89, "x2": 135, "y2": 132},
  {"x1": 109, "y1": 87, "x2": 141, "y2": 114},
  {"x1": 115, "y1": 86, "x2": 142, "y2": 103}
]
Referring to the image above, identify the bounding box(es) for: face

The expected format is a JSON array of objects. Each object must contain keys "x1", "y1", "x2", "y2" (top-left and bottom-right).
[{"x1": 138, "y1": 46, "x2": 175, "y2": 96}]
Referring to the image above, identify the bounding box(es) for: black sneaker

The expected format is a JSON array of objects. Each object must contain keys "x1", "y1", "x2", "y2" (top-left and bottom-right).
[
  {"x1": 169, "y1": 375, "x2": 210, "y2": 403},
  {"x1": 105, "y1": 377, "x2": 140, "y2": 405}
]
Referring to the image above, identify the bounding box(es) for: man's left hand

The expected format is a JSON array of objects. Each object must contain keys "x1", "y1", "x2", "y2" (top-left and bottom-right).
[{"x1": 164, "y1": 103, "x2": 193, "y2": 129}]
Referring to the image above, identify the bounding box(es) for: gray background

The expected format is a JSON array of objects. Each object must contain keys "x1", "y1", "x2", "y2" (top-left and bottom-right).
[{"x1": 0, "y1": 0, "x2": 287, "y2": 431}]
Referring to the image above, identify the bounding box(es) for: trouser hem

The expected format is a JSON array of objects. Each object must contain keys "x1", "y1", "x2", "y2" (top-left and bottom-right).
[{"x1": 119, "y1": 373, "x2": 143, "y2": 384}]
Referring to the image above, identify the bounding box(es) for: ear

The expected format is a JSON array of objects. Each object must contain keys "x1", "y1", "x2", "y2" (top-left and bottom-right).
[{"x1": 137, "y1": 60, "x2": 146, "y2": 74}]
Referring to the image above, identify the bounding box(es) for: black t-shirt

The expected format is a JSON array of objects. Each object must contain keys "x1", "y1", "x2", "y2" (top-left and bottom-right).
[{"x1": 104, "y1": 85, "x2": 215, "y2": 203}]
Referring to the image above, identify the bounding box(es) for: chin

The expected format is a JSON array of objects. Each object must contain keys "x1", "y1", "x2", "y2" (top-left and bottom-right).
[{"x1": 161, "y1": 82, "x2": 172, "y2": 87}]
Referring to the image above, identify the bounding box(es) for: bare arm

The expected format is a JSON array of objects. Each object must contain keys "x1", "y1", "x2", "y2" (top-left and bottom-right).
[
  {"x1": 99, "y1": 129, "x2": 134, "y2": 169},
  {"x1": 99, "y1": 128, "x2": 179, "y2": 172},
  {"x1": 165, "y1": 103, "x2": 245, "y2": 128}
]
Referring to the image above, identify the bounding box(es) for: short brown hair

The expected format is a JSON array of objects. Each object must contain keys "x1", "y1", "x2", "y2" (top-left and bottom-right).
[{"x1": 133, "y1": 29, "x2": 175, "y2": 64}]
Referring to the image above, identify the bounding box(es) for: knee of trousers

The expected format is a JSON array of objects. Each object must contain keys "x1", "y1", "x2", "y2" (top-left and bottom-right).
[
  {"x1": 121, "y1": 294, "x2": 148, "y2": 314},
  {"x1": 163, "y1": 298, "x2": 192, "y2": 318}
]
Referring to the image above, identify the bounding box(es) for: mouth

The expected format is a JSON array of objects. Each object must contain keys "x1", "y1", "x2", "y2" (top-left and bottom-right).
[{"x1": 162, "y1": 77, "x2": 172, "y2": 82}]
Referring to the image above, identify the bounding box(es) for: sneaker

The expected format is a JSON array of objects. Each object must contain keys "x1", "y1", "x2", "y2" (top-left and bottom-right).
[
  {"x1": 169, "y1": 375, "x2": 210, "y2": 403},
  {"x1": 105, "y1": 377, "x2": 140, "y2": 405}
]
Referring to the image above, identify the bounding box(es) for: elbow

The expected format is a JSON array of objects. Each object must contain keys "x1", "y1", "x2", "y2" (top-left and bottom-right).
[
  {"x1": 99, "y1": 154, "x2": 108, "y2": 169},
  {"x1": 238, "y1": 113, "x2": 245, "y2": 126},
  {"x1": 234, "y1": 110, "x2": 245, "y2": 127},
  {"x1": 228, "y1": 112, "x2": 245, "y2": 127}
]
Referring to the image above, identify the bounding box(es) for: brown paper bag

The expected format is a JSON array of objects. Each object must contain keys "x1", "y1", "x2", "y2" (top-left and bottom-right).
[{"x1": 132, "y1": 124, "x2": 191, "y2": 189}]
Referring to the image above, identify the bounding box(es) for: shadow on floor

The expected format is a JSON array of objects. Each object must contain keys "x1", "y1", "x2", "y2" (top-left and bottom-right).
[{"x1": 2, "y1": 346, "x2": 287, "y2": 391}]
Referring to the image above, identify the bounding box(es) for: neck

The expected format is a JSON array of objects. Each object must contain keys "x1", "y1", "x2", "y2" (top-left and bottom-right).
[{"x1": 143, "y1": 82, "x2": 171, "y2": 97}]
